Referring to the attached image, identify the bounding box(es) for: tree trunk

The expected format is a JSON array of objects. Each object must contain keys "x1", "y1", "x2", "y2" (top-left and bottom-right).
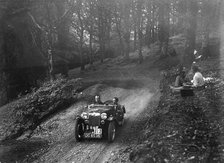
[
  {"x1": 115, "y1": 17, "x2": 124, "y2": 56},
  {"x1": 201, "y1": 0, "x2": 211, "y2": 58},
  {"x1": 138, "y1": 29, "x2": 143, "y2": 63},
  {"x1": 46, "y1": 2, "x2": 54, "y2": 81},
  {"x1": 89, "y1": 32, "x2": 93, "y2": 65},
  {"x1": 54, "y1": 0, "x2": 70, "y2": 49},
  {"x1": 123, "y1": 1, "x2": 131, "y2": 60},
  {"x1": 134, "y1": 26, "x2": 137, "y2": 50},
  {"x1": 184, "y1": 0, "x2": 198, "y2": 66},
  {"x1": 48, "y1": 49, "x2": 54, "y2": 81},
  {"x1": 146, "y1": 20, "x2": 151, "y2": 47},
  {"x1": 164, "y1": 1, "x2": 170, "y2": 56},
  {"x1": 80, "y1": 29, "x2": 85, "y2": 71},
  {"x1": 103, "y1": 8, "x2": 111, "y2": 59},
  {"x1": 124, "y1": 32, "x2": 130, "y2": 60},
  {"x1": 158, "y1": 2, "x2": 165, "y2": 55},
  {"x1": 98, "y1": 0, "x2": 104, "y2": 63},
  {"x1": 146, "y1": 0, "x2": 152, "y2": 47},
  {"x1": 151, "y1": 0, "x2": 155, "y2": 43},
  {"x1": 137, "y1": 0, "x2": 143, "y2": 64},
  {"x1": 77, "y1": 0, "x2": 85, "y2": 71},
  {"x1": 89, "y1": 0, "x2": 94, "y2": 65}
]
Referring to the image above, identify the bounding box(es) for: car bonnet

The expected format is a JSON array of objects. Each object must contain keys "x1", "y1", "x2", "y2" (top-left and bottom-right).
[{"x1": 88, "y1": 105, "x2": 114, "y2": 114}]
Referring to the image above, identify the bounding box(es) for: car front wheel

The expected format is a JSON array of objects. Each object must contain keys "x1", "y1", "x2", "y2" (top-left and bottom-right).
[{"x1": 108, "y1": 121, "x2": 116, "y2": 142}]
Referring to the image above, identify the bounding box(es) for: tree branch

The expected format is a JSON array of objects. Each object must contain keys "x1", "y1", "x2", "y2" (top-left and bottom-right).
[{"x1": 27, "y1": 12, "x2": 43, "y2": 30}]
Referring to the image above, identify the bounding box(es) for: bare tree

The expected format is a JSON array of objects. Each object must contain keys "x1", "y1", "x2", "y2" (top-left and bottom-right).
[
  {"x1": 76, "y1": 0, "x2": 85, "y2": 71},
  {"x1": 184, "y1": 0, "x2": 198, "y2": 65},
  {"x1": 114, "y1": 1, "x2": 124, "y2": 56},
  {"x1": 123, "y1": 0, "x2": 131, "y2": 60},
  {"x1": 136, "y1": 0, "x2": 144, "y2": 63}
]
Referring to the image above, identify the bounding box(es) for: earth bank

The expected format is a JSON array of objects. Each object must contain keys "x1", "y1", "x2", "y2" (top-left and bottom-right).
[{"x1": 130, "y1": 58, "x2": 224, "y2": 162}]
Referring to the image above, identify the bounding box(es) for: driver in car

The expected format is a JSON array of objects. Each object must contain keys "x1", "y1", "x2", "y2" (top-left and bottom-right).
[
  {"x1": 94, "y1": 95, "x2": 104, "y2": 104},
  {"x1": 112, "y1": 97, "x2": 119, "y2": 105}
]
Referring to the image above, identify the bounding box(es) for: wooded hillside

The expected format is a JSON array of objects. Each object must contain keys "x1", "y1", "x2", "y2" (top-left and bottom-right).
[{"x1": 0, "y1": 0, "x2": 222, "y2": 105}]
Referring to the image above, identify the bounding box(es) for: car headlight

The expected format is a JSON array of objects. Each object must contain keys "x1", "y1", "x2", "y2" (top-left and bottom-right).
[
  {"x1": 81, "y1": 112, "x2": 89, "y2": 119},
  {"x1": 101, "y1": 113, "x2": 107, "y2": 120}
]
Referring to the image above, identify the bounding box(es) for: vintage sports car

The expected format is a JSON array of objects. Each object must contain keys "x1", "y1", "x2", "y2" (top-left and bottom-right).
[{"x1": 74, "y1": 101, "x2": 126, "y2": 142}]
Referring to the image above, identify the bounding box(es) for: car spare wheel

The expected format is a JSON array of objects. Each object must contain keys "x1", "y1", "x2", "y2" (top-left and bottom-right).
[
  {"x1": 108, "y1": 121, "x2": 116, "y2": 142},
  {"x1": 74, "y1": 118, "x2": 84, "y2": 142}
]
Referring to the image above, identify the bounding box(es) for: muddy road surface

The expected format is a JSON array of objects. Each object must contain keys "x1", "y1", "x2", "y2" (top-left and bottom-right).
[{"x1": 0, "y1": 64, "x2": 161, "y2": 163}]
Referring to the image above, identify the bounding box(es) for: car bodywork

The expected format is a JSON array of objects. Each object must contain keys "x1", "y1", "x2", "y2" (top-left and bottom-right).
[{"x1": 74, "y1": 102, "x2": 126, "y2": 142}]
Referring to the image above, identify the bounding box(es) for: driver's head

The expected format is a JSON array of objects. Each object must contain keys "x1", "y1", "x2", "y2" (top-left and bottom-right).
[
  {"x1": 113, "y1": 97, "x2": 118, "y2": 104},
  {"x1": 95, "y1": 95, "x2": 100, "y2": 102}
]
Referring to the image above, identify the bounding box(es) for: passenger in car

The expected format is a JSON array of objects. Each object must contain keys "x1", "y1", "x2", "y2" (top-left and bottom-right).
[{"x1": 113, "y1": 97, "x2": 126, "y2": 113}]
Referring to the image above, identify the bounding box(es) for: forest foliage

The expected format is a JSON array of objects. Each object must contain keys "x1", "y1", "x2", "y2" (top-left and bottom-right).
[
  {"x1": 0, "y1": 0, "x2": 222, "y2": 104},
  {"x1": 1, "y1": 0, "x2": 221, "y2": 71}
]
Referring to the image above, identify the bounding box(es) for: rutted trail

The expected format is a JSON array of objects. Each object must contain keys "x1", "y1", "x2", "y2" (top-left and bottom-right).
[
  {"x1": 32, "y1": 75, "x2": 160, "y2": 163},
  {"x1": 60, "y1": 85, "x2": 159, "y2": 163},
  {"x1": 0, "y1": 62, "x2": 161, "y2": 163}
]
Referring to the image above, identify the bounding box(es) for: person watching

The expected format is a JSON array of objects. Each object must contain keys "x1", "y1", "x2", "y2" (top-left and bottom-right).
[
  {"x1": 191, "y1": 65, "x2": 205, "y2": 87},
  {"x1": 113, "y1": 97, "x2": 126, "y2": 114},
  {"x1": 170, "y1": 66, "x2": 187, "y2": 92},
  {"x1": 174, "y1": 66, "x2": 187, "y2": 87}
]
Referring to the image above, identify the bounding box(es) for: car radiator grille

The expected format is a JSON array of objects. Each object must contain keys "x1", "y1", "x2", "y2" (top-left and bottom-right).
[{"x1": 89, "y1": 115, "x2": 101, "y2": 126}]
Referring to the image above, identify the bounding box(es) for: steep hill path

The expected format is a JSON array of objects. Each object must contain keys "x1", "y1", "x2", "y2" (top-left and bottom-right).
[{"x1": 0, "y1": 57, "x2": 161, "y2": 163}]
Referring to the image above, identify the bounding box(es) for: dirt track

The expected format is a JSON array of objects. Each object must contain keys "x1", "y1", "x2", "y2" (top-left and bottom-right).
[{"x1": 0, "y1": 61, "x2": 161, "y2": 163}]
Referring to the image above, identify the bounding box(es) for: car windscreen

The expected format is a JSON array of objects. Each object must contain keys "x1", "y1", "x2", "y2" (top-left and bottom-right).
[{"x1": 88, "y1": 105, "x2": 113, "y2": 110}]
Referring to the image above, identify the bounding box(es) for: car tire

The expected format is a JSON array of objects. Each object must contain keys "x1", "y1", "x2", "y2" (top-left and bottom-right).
[
  {"x1": 74, "y1": 118, "x2": 84, "y2": 142},
  {"x1": 108, "y1": 121, "x2": 116, "y2": 142}
]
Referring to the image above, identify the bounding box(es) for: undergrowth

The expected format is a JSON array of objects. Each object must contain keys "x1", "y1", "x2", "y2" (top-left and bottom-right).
[{"x1": 0, "y1": 78, "x2": 82, "y2": 141}]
